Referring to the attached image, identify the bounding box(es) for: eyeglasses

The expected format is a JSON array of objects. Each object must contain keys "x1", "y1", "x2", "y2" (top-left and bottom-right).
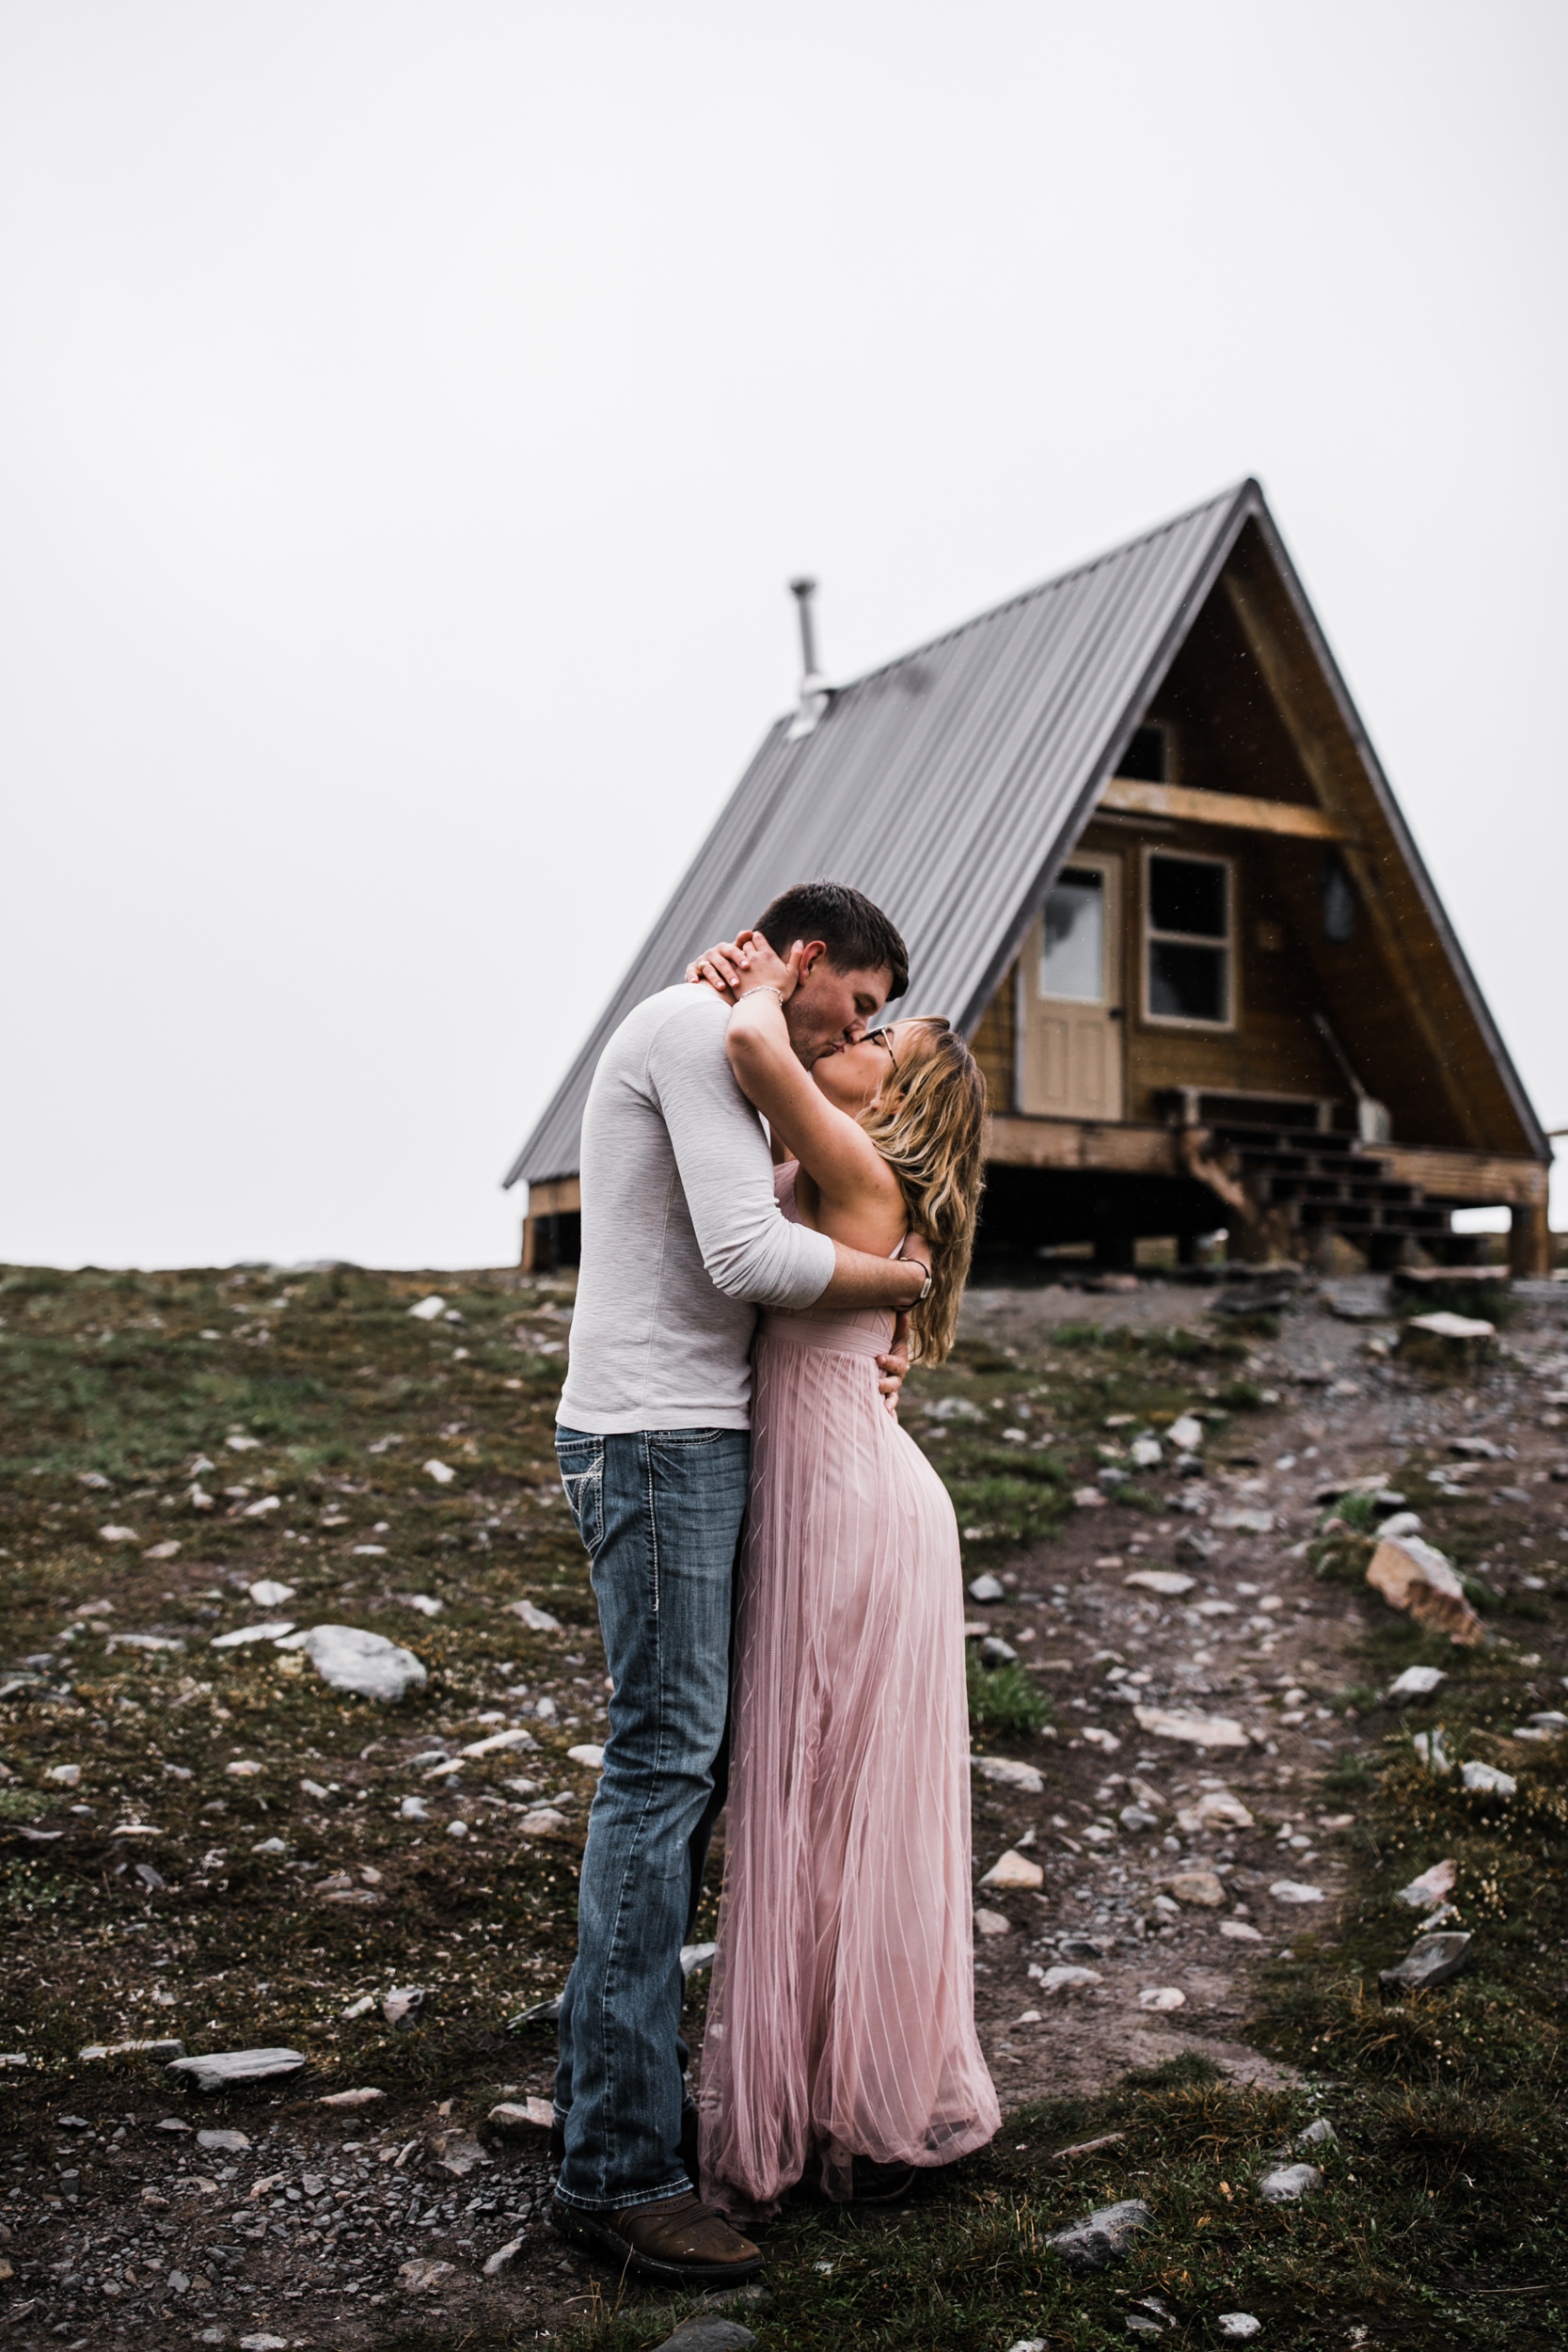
[{"x1": 867, "y1": 1025, "x2": 899, "y2": 1073}]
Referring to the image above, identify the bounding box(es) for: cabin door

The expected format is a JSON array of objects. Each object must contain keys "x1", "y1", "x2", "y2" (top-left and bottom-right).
[{"x1": 1016, "y1": 854, "x2": 1123, "y2": 1119}]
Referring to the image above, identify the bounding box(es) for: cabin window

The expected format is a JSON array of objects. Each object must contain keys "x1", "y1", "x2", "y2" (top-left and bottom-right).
[
  {"x1": 1117, "y1": 723, "x2": 1169, "y2": 783},
  {"x1": 1145, "y1": 850, "x2": 1232, "y2": 1026},
  {"x1": 1321, "y1": 848, "x2": 1356, "y2": 944},
  {"x1": 1037, "y1": 867, "x2": 1105, "y2": 1002}
]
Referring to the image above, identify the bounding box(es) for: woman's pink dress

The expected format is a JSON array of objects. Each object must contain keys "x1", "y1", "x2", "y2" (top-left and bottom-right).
[{"x1": 698, "y1": 1164, "x2": 999, "y2": 2217}]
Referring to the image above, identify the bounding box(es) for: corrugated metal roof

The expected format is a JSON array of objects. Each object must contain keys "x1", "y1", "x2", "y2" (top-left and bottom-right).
[{"x1": 506, "y1": 480, "x2": 1256, "y2": 1187}]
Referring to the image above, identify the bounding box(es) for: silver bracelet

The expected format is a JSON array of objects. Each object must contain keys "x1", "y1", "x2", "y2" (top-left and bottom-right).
[{"x1": 736, "y1": 984, "x2": 785, "y2": 1006}]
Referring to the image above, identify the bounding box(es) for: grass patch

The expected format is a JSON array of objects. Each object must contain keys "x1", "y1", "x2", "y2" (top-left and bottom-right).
[{"x1": 966, "y1": 1652, "x2": 1051, "y2": 1736}]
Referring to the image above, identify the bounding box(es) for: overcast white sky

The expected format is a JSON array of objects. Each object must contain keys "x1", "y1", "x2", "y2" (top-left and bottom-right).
[{"x1": 3, "y1": 1, "x2": 1564, "y2": 1270}]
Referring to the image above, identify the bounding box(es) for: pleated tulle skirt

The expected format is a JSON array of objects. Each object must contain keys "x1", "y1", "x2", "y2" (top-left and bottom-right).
[{"x1": 698, "y1": 1305, "x2": 1000, "y2": 2218}]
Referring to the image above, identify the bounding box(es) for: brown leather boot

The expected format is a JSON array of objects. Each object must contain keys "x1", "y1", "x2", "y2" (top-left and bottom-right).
[{"x1": 549, "y1": 2188, "x2": 763, "y2": 2282}]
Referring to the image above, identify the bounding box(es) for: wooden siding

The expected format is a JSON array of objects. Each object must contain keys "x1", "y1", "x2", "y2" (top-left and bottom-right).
[{"x1": 970, "y1": 960, "x2": 1017, "y2": 1113}]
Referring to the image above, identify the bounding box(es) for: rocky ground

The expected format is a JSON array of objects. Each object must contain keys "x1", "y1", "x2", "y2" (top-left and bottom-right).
[
  {"x1": 1, "y1": 1254, "x2": 1566, "y2": 2350},
  {"x1": 952, "y1": 1271, "x2": 1568, "y2": 2109}
]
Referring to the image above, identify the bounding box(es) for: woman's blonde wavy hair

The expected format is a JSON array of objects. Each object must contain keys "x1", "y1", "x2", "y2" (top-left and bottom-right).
[{"x1": 857, "y1": 1017, "x2": 986, "y2": 1363}]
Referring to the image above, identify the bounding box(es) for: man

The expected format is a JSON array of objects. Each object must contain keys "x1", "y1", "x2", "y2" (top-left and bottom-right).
[{"x1": 548, "y1": 880, "x2": 927, "y2": 2284}]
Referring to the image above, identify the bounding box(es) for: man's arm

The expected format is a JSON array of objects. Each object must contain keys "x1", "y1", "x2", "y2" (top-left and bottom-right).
[
  {"x1": 647, "y1": 997, "x2": 838, "y2": 1307},
  {"x1": 820, "y1": 1239, "x2": 927, "y2": 1311}
]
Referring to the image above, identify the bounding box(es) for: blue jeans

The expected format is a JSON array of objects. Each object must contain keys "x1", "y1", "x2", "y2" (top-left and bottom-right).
[{"x1": 551, "y1": 1423, "x2": 751, "y2": 2213}]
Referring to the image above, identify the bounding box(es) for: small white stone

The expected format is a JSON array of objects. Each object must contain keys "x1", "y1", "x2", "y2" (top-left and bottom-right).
[
  {"x1": 211, "y1": 1621, "x2": 295, "y2": 1650},
  {"x1": 226, "y1": 1759, "x2": 264, "y2": 1777},
  {"x1": 1461, "y1": 1761, "x2": 1515, "y2": 1796},
  {"x1": 1217, "y1": 2318, "x2": 1261, "y2": 2341},
  {"x1": 973, "y1": 1756, "x2": 1046, "y2": 1794},
  {"x1": 98, "y1": 1525, "x2": 139, "y2": 1544},
  {"x1": 1040, "y1": 1964, "x2": 1101, "y2": 1991},
  {"x1": 980, "y1": 1850, "x2": 1045, "y2": 1890},
  {"x1": 403, "y1": 1593, "x2": 444, "y2": 1616},
  {"x1": 518, "y1": 1806, "x2": 571, "y2": 1836},
  {"x1": 275, "y1": 1623, "x2": 426, "y2": 1700},
  {"x1": 1220, "y1": 1919, "x2": 1264, "y2": 1942},
  {"x1": 423, "y1": 1459, "x2": 455, "y2": 1486},
  {"x1": 974, "y1": 1907, "x2": 1012, "y2": 1937},
  {"x1": 407, "y1": 1295, "x2": 447, "y2": 1321},
  {"x1": 1396, "y1": 1858, "x2": 1456, "y2": 1908},
  {"x1": 1269, "y1": 1880, "x2": 1324, "y2": 1904},
  {"x1": 1258, "y1": 2162, "x2": 1323, "y2": 2202},
  {"x1": 246, "y1": 1580, "x2": 295, "y2": 1608},
  {"x1": 44, "y1": 1763, "x2": 81, "y2": 1786},
  {"x1": 506, "y1": 1599, "x2": 562, "y2": 1631},
  {"x1": 1134, "y1": 1705, "x2": 1247, "y2": 1749},
  {"x1": 566, "y1": 1743, "x2": 605, "y2": 1769},
  {"x1": 1138, "y1": 1986, "x2": 1185, "y2": 2010},
  {"x1": 1387, "y1": 1665, "x2": 1447, "y2": 1700}
]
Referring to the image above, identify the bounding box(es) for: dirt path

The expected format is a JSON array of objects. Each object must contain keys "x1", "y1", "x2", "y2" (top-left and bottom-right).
[{"x1": 955, "y1": 1272, "x2": 1568, "y2": 2111}]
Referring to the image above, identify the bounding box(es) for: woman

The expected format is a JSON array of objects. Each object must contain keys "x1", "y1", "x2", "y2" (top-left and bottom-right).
[{"x1": 690, "y1": 930, "x2": 1000, "y2": 2219}]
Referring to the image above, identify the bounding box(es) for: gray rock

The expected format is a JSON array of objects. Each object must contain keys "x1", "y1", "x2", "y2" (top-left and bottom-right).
[
  {"x1": 482, "y1": 2236, "x2": 524, "y2": 2276},
  {"x1": 383, "y1": 1985, "x2": 427, "y2": 2028},
  {"x1": 397, "y1": 2256, "x2": 456, "y2": 2292},
  {"x1": 1217, "y1": 2320, "x2": 1261, "y2": 2342},
  {"x1": 166, "y1": 2047, "x2": 306, "y2": 2091},
  {"x1": 274, "y1": 1623, "x2": 426, "y2": 1700},
  {"x1": 680, "y1": 1941, "x2": 718, "y2": 1977},
  {"x1": 979, "y1": 1635, "x2": 1019, "y2": 1667},
  {"x1": 80, "y1": 2037, "x2": 185, "y2": 2061},
  {"x1": 1295, "y1": 2116, "x2": 1338, "y2": 2150},
  {"x1": 1379, "y1": 1931, "x2": 1472, "y2": 1994},
  {"x1": 1258, "y1": 2163, "x2": 1323, "y2": 2201},
  {"x1": 429, "y1": 2128, "x2": 487, "y2": 2176},
  {"x1": 1461, "y1": 1761, "x2": 1515, "y2": 1796},
  {"x1": 1045, "y1": 2198, "x2": 1154, "y2": 2272},
  {"x1": 507, "y1": 1994, "x2": 562, "y2": 2029},
  {"x1": 197, "y1": 2129, "x2": 251, "y2": 2153},
  {"x1": 967, "y1": 1573, "x2": 1005, "y2": 1602},
  {"x1": 973, "y1": 1755, "x2": 1046, "y2": 1794},
  {"x1": 651, "y1": 2325, "x2": 757, "y2": 2352}
]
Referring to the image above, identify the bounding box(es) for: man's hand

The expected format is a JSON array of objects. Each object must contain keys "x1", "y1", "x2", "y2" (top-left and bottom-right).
[{"x1": 876, "y1": 1312, "x2": 911, "y2": 1419}]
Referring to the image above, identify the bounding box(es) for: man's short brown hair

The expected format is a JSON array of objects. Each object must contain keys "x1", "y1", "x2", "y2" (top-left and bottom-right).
[{"x1": 754, "y1": 881, "x2": 909, "y2": 1001}]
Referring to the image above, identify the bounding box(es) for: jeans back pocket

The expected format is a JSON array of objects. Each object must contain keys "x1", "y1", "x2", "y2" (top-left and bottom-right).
[{"x1": 555, "y1": 1430, "x2": 606, "y2": 1561}]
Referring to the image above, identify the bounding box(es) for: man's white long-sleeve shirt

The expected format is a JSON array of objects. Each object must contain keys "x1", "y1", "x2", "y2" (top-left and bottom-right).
[{"x1": 557, "y1": 985, "x2": 836, "y2": 1433}]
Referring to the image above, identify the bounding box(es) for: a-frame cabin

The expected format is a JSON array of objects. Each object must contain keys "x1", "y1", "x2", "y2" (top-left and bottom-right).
[{"x1": 506, "y1": 482, "x2": 1551, "y2": 1277}]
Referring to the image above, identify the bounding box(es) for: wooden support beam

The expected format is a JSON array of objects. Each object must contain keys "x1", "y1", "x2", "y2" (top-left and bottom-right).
[
  {"x1": 985, "y1": 1116, "x2": 1182, "y2": 1176},
  {"x1": 1511, "y1": 1198, "x2": 1552, "y2": 1279},
  {"x1": 1376, "y1": 1147, "x2": 1547, "y2": 1209},
  {"x1": 1099, "y1": 775, "x2": 1354, "y2": 842}
]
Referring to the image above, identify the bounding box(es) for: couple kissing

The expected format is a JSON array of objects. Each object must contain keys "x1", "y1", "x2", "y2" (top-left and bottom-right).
[{"x1": 547, "y1": 878, "x2": 999, "y2": 2285}]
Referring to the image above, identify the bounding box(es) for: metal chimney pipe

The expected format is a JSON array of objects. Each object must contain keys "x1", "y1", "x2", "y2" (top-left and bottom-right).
[
  {"x1": 785, "y1": 578, "x2": 830, "y2": 740},
  {"x1": 789, "y1": 577, "x2": 819, "y2": 682}
]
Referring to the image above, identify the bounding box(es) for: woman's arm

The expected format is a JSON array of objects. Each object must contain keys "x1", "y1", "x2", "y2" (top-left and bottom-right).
[{"x1": 725, "y1": 955, "x2": 905, "y2": 1254}]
